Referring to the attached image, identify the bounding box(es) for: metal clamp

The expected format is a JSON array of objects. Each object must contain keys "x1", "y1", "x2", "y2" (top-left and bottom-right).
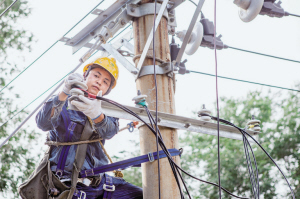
[
  {"x1": 55, "y1": 170, "x2": 63, "y2": 177},
  {"x1": 103, "y1": 184, "x2": 115, "y2": 192},
  {"x1": 127, "y1": 3, "x2": 168, "y2": 19},
  {"x1": 137, "y1": 62, "x2": 173, "y2": 79},
  {"x1": 79, "y1": 191, "x2": 86, "y2": 199},
  {"x1": 148, "y1": 152, "x2": 155, "y2": 162},
  {"x1": 84, "y1": 169, "x2": 94, "y2": 177}
]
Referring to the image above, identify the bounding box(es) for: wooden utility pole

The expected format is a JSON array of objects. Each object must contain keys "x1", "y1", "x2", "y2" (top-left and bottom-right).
[{"x1": 133, "y1": 1, "x2": 181, "y2": 198}]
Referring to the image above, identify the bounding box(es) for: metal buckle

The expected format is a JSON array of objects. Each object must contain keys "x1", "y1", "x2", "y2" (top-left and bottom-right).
[
  {"x1": 103, "y1": 184, "x2": 115, "y2": 192},
  {"x1": 79, "y1": 191, "x2": 86, "y2": 199},
  {"x1": 84, "y1": 169, "x2": 94, "y2": 177},
  {"x1": 55, "y1": 170, "x2": 63, "y2": 177},
  {"x1": 148, "y1": 152, "x2": 154, "y2": 162}
]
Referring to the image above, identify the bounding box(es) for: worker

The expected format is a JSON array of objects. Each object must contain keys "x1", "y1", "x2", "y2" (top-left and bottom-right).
[{"x1": 29, "y1": 57, "x2": 143, "y2": 199}]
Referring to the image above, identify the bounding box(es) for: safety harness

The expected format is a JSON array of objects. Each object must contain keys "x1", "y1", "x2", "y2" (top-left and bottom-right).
[{"x1": 52, "y1": 107, "x2": 180, "y2": 199}]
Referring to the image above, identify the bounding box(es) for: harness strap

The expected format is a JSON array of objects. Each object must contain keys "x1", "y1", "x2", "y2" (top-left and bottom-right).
[
  {"x1": 103, "y1": 175, "x2": 114, "y2": 199},
  {"x1": 56, "y1": 107, "x2": 77, "y2": 177},
  {"x1": 80, "y1": 149, "x2": 180, "y2": 178},
  {"x1": 67, "y1": 120, "x2": 94, "y2": 199}
]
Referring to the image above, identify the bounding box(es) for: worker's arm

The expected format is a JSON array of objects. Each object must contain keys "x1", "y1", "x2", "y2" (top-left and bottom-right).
[
  {"x1": 35, "y1": 93, "x2": 67, "y2": 131},
  {"x1": 36, "y1": 73, "x2": 87, "y2": 131},
  {"x1": 93, "y1": 116, "x2": 119, "y2": 139}
]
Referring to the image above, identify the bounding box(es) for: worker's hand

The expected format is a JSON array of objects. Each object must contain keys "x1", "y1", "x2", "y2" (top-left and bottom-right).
[
  {"x1": 62, "y1": 73, "x2": 87, "y2": 95},
  {"x1": 71, "y1": 90, "x2": 103, "y2": 120}
]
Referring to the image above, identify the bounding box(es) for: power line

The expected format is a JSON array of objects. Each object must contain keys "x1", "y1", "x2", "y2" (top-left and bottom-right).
[
  {"x1": 288, "y1": 13, "x2": 300, "y2": 18},
  {"x1": 189, "y1": 70, "x2": 300, "y2": 92},
  {"x1": 227, "y1": 46, "x2": 300, "y2": 64},
  {"x1": 0, "y1": 0, "x2": 106, "y2": 93},
  {"x1": 0, "y1": 0, "x2": 18, "y2": 19}
]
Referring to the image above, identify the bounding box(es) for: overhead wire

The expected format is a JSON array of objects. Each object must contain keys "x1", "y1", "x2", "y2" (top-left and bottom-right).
[
  {"x1": 188, "y1": 70, "x2": 300, "y2": 92},
  {"x1": 0, "y1": 0, "x2": 106, "y2": 93},
  {"x1": 152, "y1": 1, "x2": 161, "y2": 198},
  {"x1": 0, "y1": 0, "x2": 18, "y2": 19},
  {"x1": 227, "y1": 46, "x2": 300, "y2": 64},
  {"x1": 288, "y1": 13, "x2": 300, "y2": 18},
  {"x1": 187, "y1": 0, "x2": 300, "y2": 65},
  {"x1": 212, "y1": 0, "x2": 222, "y2": 198}
]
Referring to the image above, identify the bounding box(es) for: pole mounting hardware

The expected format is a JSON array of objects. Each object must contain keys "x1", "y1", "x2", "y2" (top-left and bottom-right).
[
  {"x1": 137, "y1": 62, "x2": 174, "y2": 79},
  {"x1": 127, "y1": 3, "x2": 169, "y2": 19}
]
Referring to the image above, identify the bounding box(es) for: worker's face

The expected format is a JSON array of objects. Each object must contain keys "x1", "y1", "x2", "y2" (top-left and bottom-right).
[{"x1": 85, "y1": 67, "x2": 112, "y2": 95}]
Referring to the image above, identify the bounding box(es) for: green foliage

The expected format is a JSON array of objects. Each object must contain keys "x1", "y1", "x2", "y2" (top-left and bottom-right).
[
  {"x1": 0, "y1": 0, "x2": 33, "y2": 86},
  {"x1": 0, "y1": 1, "x2": 37, "y2": 198}
]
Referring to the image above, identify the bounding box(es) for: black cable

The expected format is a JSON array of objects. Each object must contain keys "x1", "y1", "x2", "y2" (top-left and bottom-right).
[
  {"x1": 95, "y1": 95, "x2": 249, "y2": 199},
  {"x1": 208, "y1": 115, "x2": 296, "y2": 199},
  {"x1": 152, "y1": 1, "x2": 161, "y2": 198},
  {"x1": 0, "y1": 0, "x2": 18, "y2": 18},
  {"x1": 213, "y1": 0, "x2": 222, "y2": 198},
  {"x1": 214, "y1": 116, "x2": 260, "y2": 198},
  {"x1": 145, "y1": 107, "x2": 191, "y2": 198}
]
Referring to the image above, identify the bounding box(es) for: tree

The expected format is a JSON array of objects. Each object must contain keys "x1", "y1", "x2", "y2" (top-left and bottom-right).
[{"x1": 0, "y1": 1, "x2": 37, "y2": 198}]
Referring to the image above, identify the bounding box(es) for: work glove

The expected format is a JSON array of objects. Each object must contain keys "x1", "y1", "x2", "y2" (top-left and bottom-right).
[
  {"x1": 71, "y1": 90, "x2": 103, "y2": 120},
  {"x1": 62, "y1": 73, "x2": 87, "y2": 95}
]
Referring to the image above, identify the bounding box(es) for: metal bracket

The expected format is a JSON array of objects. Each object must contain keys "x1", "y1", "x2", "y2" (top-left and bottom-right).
[
  {"x1": 101, "y1": 101, "x2": 259, "y2": 142},
  {"x1": 174, "y1": 0, "x2": 205, "y2": 67},
  {"x1": 137, "y1": 62, "x2": 173, "y2": 79},
  {"x1": 148, "y1": 152, "x2": 155, "y2": 162},
  {"x1": 91, "y1": 9, "x2": 103, "y2": 15},
  {"x1": 102, "y1": 43, "x2": 139, "y2": 77},
  {"x1": 168, "y1": 9, "x2": 177, "y2": 35},
  {"x1": 136, "y1": 0, "x2": 169, "y2": 74},
  {"x1": 127, "y1": 3, "x2": 169, "y2": 19},
  {"x1": 121, "y1": 39, "x2": 134, "y2": 53}
]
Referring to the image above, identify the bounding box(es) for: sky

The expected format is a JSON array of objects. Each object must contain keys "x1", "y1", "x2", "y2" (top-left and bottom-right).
[{"x1": 1, "y1": 0, "x2": 300, "y2": 196}]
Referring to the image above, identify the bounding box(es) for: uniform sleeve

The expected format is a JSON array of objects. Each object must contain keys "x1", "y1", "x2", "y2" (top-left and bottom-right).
[
  {"x1": 93, "y1": 115, "x2": 119, "y2": 139},
  {"x1": 35, "y1": 95, "x2": 66, "y2": 131}
]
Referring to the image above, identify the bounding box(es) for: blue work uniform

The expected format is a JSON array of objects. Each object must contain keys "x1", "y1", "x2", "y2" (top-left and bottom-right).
[{"x1": 36, "y1": 95, "x2": 143, "y2": 199}]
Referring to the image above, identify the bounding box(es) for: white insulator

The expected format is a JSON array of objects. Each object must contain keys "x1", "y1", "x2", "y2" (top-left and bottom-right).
[
  {"x1": 175, "y1": 22, "x2": 204, "y2": 55},
  {"x1": 185, "y1": 22, "x2": 203, "y2": 55},
  {"x1": 198, "y1": 106, "x2": 212, "y2": 122},
  {"x1": 234, "y1": 0, "x2": 264, "y2": 22},
  {"x1": 247, "y1": 119, "x2": 261, "y2": 132},
  {"x1": 132, "y1": 94, "x2": 148, "y2": 108}
]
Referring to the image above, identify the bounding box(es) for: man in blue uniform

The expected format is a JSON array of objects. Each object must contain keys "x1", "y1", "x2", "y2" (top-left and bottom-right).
[{"x1": 35, "y1": 57, "x2": 143, "y2": 199}]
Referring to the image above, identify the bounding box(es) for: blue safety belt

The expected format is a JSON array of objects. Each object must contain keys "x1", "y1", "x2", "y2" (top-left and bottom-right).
[
  {"x1": 103, "y1": 175, "x2": 114, "y2": 199},
  {"x1": 80, "y1": 148, "x2": 180, "y2": 178},
  {"x1": 56, "y1": 106, "x2": 77, "y2": 177}
]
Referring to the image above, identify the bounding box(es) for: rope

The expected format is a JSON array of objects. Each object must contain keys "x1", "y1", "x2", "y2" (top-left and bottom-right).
[
  {"x1": 45, "y1": 138, "x2": 103, "y2": 146},
  {"x1": 189, "y1": 70, "x2": 300, "y2": 92},
  {"x1": 86, "y1": 116, "x2": 124, "y2": 178},
  {"x1": 0, "y1": 0, "x2": 106, "y2": 93}
]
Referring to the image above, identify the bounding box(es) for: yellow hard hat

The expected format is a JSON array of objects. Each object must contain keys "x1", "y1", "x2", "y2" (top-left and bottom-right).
[{"x1": 83, "y1": 57, "x2": 119, "y2": 89}]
